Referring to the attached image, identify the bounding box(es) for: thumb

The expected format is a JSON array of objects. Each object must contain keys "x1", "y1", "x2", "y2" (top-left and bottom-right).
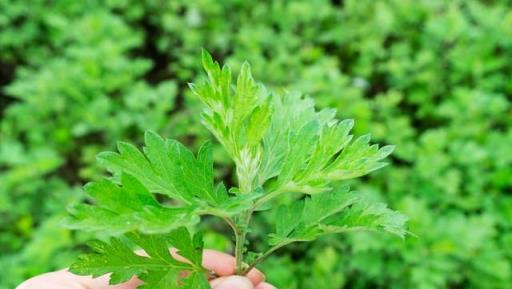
[{"x1": 211, "y1": 276, "x2": 254, "y2": 289}]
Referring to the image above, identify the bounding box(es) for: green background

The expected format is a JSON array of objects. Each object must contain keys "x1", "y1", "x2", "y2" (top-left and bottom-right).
[{"x1": 1, "y1": 0, "x2": 511, "y2": 288}]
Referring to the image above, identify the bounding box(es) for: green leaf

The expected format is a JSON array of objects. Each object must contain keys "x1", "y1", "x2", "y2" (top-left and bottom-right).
[
  {"x1": 269, "y1": 188, "x2": 407, "y2": 245},
  {"x1": 64, "y1": 174, "x2": 197, "y2": 234},
  {"x1": 166, "y1": 227, "x2": 203, "y2": 266},
  {"x1": 208, "y1": 186, "x2": 264, "y2": 216},
  {"x1": 277, "y1": 120, "x2": 320, "y2": 185},
  {"x1": 71, "y1": 129, "x2": 251, "y2": 236},
  {"x1": 233, "y1": 62, "x2": 259, "y2": 127},
  {"x1": 299, "y1": 119, "x2": 354, "y2": 179},
  {"x1": 274, "y1": 201, "x2": 304, "y2": 238},
  {"x1": 246, "y1": 103, "x2": 273, "y2": 147},
  {"x1": 193, "y1": 52, "x2": 405, "y2": 249},
  {"x1": 326, "y1": 201, "x2": 408, "y2": 238},
  {"x1": 255, "y1": 91, "x2": 392, "y2": 197},
  {"x1": 325, "y1": 134, "x2": 394, "y2": 180},
  {"x1": 138, "y1": 271, "x2": 180, "y2": 289},
  {"x1": 98, "y1": 131, "x2": 226, "y2": 208},
  {"x1": 181, "y1": 272, "x2": 211, "y2": 289},
  {"x1": 300, "y1": 186, "x2": 358, "y2": 226},
  {"x1": 259, "y1": 92, "x2": 321, "y2": 184},
  {"x1": 67, "y1": 52, "x2": 407, "y2": 289},
  {"x1": 70, "y1": 228, "x2": 209, "y2": 289},
  {"x1": 98, "y1": 141, "x2": 172, "y2": 197},
  {"x1": 193, "y1": 51, "x2": 272, "y2": 193},
  {"x1": 194, "y1": 52, "x2": 393, "y2": 198},
  {"x1": 70, "y1": 238, "x2": 147, "y2": 284}
]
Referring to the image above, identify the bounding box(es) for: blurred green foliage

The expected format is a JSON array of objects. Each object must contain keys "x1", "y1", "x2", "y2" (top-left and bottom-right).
[{"x1": 1, "y1": 0, "x2": 511, "y2": 288}]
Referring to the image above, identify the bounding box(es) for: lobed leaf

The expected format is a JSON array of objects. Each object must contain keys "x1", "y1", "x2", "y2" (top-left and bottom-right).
[
  {"x1": 194, "y1": 51, "x2": 396, "y2": 200},
  {"x1": 269, "y1": 188, "x2": 407, "y2": 246},
  {"x1": 70, "y1": 228, "x2": 209, "y2": 289},
  {"x1": 64, "y1": 173, "x2": 197, "y2": 234},
  {"x1": 96, "y1": 131, "x2": 248, "y2": 212},
  {"x1": 67, "y1": 130, "x2": 255, "y2": 236},
  {"x1": 68, "y1": 52, "x2": 407, "y2": 289}
]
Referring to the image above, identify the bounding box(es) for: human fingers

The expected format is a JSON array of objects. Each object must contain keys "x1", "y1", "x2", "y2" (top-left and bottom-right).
[
  {"x1": 255, "y1": 282, "x2": 277, "y2": 289},
  {"x1": 144, "y1": 248, "x2": 266, "y2": 286},
  {"x1": 201, "y1": 249, "x2": 265, "y2": 285},
  {"x1": 209, "y1": 276, "x2": 254, "y2": 289},
  {"x1": 16, "y1": 270, "x2": 141, "y2": 289}
]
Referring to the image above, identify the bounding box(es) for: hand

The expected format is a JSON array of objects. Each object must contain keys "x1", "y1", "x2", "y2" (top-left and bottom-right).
[{"x1": 17, "y1": 249, "x2": 276, "y2": 289}]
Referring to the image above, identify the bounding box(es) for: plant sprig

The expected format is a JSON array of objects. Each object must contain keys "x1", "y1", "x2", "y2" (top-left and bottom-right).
[{"x1": 66, "y1": 50, "x2": 407, "y2": 288}]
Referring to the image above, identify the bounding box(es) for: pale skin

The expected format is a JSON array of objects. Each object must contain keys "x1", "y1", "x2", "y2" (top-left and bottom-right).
[{"x1": 17, "y1": 249, "x2": 276, "y2": 289}]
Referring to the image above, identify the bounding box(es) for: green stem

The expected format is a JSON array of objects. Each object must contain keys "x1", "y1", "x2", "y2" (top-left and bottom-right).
[
  {"x1": 223, "y1": 217, "x2": 238, "y2": 235},
  {"x1": 223, "y1": 216, "x2": 245, "y2": 274},
  {"x1": 234, "y1": 229, "x2": 245, "y2": 274},
  {"x1": 234, "y1": 211, "x2": 252, "y2": 274},
  {"x1": 233, "y1": 157, "x2": 296, "y2": 274},
  {"x1": 232, "y1": 184, "x2": 294, "y2": 274},
  {"x1": 241, "y1": 240, "x2": 292, "y2": 275}
]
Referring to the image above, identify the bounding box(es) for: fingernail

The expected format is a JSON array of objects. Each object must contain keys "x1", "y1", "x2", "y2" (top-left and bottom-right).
[{"x1": 214, "y1": 276, "x2": 254, "y2": 289}]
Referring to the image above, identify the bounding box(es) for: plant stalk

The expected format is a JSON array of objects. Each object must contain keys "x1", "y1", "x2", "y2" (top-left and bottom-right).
[
  {"x1": 241, "y1": 241, "x2": 291, "y2": 275},
  {"x1": 234, "y1": 211, "x2": 252, "y2": 274}
]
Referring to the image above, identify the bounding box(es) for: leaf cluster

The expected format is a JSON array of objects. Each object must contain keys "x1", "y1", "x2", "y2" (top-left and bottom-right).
[{"x1": 65, "y1": 51, "x2": 406, "y2": 288}]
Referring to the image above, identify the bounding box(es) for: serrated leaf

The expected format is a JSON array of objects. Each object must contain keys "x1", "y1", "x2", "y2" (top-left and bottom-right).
[
  {"x1": 300, "y1": 186, "x2": 358, "y2": 225},
  {"x1": 70, "y1": 237, "x2": 178, "y2": 285},
  {"x1": 193, "y1": 53, "x2": 402, "y2": 237},
  {"x1": 69, "y1": 52, "x2": 407, "y2": 287},
  {"x1": 139, "y1": 270, "x2": 180, "y2": 289},
  {"x1": 71, "y1": 228, "x2": 208, "y2": 289},
  {"x1": 233, "y1": 61, "x2": 259, "y2": 127},
  {"x1": 166, "y1": 227, "x2": 203, "y2": 266},
  {"x1": 326, "y1": 201, "x2": 409, "y2": 238},
  {"x1": 64, "y1": 174, "x2": 197, "y2": 234},
  {"x1": 181, "y1": 272, "x2": 211, "y2": 289},
  {"x1": 259, "y1": 92, "x2": 320, "y2": 184},
  {"x1": 277, "y1": 120, "x2": 320, "y2": 185},
  {"x1": 98, "y1": 131, "x2": 224, "y2": 208},
  {"x1": 274, "y1": 201, "x2": 304, "y2": 238},
  {"x1": 246, "y1": 104, "x2": 273, "y2": 146},
  {"x1": 269, "y1": 189, "x2": 407, "y2": 246},
  {"x1": 299, "y1": 119, "x2": 354, "y2": 179}
]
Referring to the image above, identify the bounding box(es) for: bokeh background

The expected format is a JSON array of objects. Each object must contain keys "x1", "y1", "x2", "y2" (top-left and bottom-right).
[{"x1": 1, "y1": 0, "x2": 512, "y2": 288}]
